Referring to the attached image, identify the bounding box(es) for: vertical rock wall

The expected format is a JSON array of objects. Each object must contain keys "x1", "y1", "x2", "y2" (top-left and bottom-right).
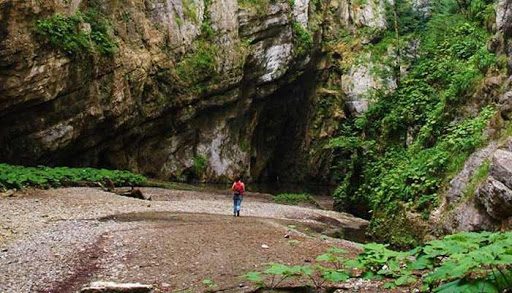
[{"x1": 0, "y1": 0, "x2": 392, "y2": 183}]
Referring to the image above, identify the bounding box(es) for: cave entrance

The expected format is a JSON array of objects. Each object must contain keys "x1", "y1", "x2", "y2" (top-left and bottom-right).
[{"x1": 250, "y1": 71, "x2": 317, "y2": 184}]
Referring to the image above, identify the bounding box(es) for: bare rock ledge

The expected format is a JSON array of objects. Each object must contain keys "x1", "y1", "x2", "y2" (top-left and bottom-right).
[{"x1": 80, "y1": 281, "x2": 153, "y2": 293}]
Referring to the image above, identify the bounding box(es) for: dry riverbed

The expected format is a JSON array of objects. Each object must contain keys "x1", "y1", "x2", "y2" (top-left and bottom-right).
[{"x1": 0, "y1": 187, "x2": 371, "y2": 292}]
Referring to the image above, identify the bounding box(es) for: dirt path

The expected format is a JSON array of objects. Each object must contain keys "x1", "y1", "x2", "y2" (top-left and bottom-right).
[{"x1": 0, "y1": 187, "x2": 369, "y2": 293}]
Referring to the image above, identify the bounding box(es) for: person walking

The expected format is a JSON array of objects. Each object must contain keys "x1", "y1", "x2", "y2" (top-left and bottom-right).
[{"x1": 232, "y1": 176, "x2": 245, "y2": 217}]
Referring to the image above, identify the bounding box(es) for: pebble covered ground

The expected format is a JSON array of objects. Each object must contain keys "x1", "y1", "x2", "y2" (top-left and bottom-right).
[{"x1": 0, "y1": 187, "x2": 371, "y2": 292}]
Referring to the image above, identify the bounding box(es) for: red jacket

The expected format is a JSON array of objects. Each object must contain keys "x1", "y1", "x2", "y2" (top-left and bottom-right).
[{"x1": 232, "y1": 181, "x2": 245, "y2": 194}]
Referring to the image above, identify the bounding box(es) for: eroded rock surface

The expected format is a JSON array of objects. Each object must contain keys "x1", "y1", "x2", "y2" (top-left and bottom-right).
[
  {"x1": 476, "y1": 148, "x2": 512, "y2": 221},
  {"x1": 477, "y1": 176, "x2": 512, "y2": 220},
  {"x1": 438, "y1": 141, "x2": 512, "y2": 233},
  {"x1": 80, "y1": 281, "x2": 153, "y2": 293},
  {"x1": 0, "y1": 0, "x2": 391, "y2": 183}
]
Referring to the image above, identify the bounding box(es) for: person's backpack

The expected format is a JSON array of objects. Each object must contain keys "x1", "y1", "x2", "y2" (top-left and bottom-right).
[{"x1": 234, "y1": 181, "x2": 244, "y2": 194}]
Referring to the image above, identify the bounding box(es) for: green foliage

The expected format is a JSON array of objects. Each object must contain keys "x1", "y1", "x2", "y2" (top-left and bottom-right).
[
  {"x1": 273, "y1": 193, "x2": 315, "y2": 206},
  {"x1": 35, "y1": 9, "x2": 116, "y2": 56},
  {"x1": 244, "y1": 232, "x2": 512, "y2": 291},
  {"x1": 0, "y1": 164, "x2": 146, "y2": 190},
  {"x1": 238, "y1": 0, "x2": 271, "y2": 14},
  {"x1": 292, "y1": 21, "x2": 313, "y2": 57},
  {"x1": 192, "y1": 155, "x2": 208, "y2": 176},
  {"x1": 182, "y1": 0, "x2": 199, "y2": 23},
  {"x1": 243, "y1": 250, "x2": 345, "y2": 288},
  {"x1": 347, "y1": 231, "x2": 512, "y2": 291},
  {"x1": 462, "y1": 160, "x2": 490, "y2": 199},
  {"x1": 35, "y1": 14, "x2": 90, "y2": 55},
  {"x1": 176, "y1": 40, "x2": 219, "y2": 85},
  {"x1": 175, "y1": 0, "x2": 219, "y2": 88},
  {"x1": 328, "y1": 0, "x2": 500, "y2": 246},
  {"x1": 201, "y1": 278, "x2": 217, "y2": 290}
]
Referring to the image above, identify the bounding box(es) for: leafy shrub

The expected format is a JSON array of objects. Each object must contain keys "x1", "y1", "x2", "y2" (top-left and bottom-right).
[
  {"x1": 35, "y1": 13, "x2": 91, "y2": 54},
  {"x1": 35, "y1": 9, "x2": 116, "y2": 56},
  {"x1": 0, "y1": 164, "x2": 146, "y2": 190},
  {"x1": 192, "y1": 155, "x2": 208, "y2": 177},
  {"x1": 238, "y1": 0, "x2": 271, "y2": 14},
  {"x1": 273, "y1": 193, "x2": 316, "y2": 205},
  {"x1": 243, "y1": 248, "x2": 350, "y2": 290},
  {"x1": 292, "y1": 21, "x2": 313, "y2": 57},
  {"x1": 244, "y1": 232, "x2": 512, "y2": 292},
  {"x1": 176, "y1": 40, "x2": 219, "y2": 85}
]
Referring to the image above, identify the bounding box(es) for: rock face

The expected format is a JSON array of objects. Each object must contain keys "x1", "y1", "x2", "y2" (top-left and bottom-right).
[
  {"x1": 0, "y1": 0, "x2": 390, "y2": 183},
  {"x1": 477, "y1": 177, "x2": 512, "y2": 220},
  {"x1": 445, "y1": 142, "x2": 499, "y2": 205},
  {"x1": 80, "y1": 281, "x2": 153, "y2": 293},
  {"x1": 0, "y1": 0, "x2": 306, "y2": 182},
  {"x1": 438, "y1": 143, "x2": 512, "y2": 233},
  {"x1": 477, "y1": 149, "x2": 512, "y2": 221},
  {"x1": 489, "y1": 149, "x2": 512, "y2": 190}
]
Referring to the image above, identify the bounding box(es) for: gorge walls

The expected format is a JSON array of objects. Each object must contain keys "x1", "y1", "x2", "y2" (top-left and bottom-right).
[
  {"x1": 0, "y1": 0, "x2": 395, "y2": 183},
  {"x1": 0, "y1": 0, "x2": 314, "y2": 182}
]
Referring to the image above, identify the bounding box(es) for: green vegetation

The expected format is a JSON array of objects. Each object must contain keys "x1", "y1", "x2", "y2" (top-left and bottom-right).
[
  {"x1": 273, "y1": 193, "x2": 316, "y2": 205},
  {"x1": 35, "y1": 9, "x2": 116, "y2": 56},
  {"x1": 328, "y1": 0, "x2": 501, "y2": 247},
  {"x1": 175, "y1": 0, "x2": 219, "y2": 87},
  {"x1": 238, "y1": 0, "x2": 271, "y2": 13},
  {"x1": 182, "y1": 0, "x2": 199, "y2": 23},
  {"x1": 462, "y1": 160, "x2": 490, "y2": 199},
  {"x1": 244, "y1": 231, "x2": 512, "y2": 292},
  {"x1": 192, "y1": 155, "x2": 208, "y2": 177},
  {"x1": 201, "y1": 278, "x2": 217, "y2": 290},
  {"x1": 176, "y1": 40, "x2": 219, "y2": 85},
  {"x1": 292, "y1": 21, "x2": 313, "y2": 57},
  {"x1": 0, "y1": 164, "x2": 146, "y2": 190}
]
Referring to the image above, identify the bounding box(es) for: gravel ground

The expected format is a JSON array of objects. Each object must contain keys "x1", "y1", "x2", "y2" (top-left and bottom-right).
[{"x1": 0, "y1": 187, "x2": 369, "y2": 293}]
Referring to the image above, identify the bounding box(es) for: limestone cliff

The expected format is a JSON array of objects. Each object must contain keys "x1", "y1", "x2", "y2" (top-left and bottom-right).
[
  {"x1": 0, "y1": 0, "x2": 303, "y2": 182},
  {"x1": 0, "y1": 0, "x2": 396, "y2": 183}
]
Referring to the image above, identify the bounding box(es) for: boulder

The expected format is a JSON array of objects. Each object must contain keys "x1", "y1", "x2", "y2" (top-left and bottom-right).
[
  {"x1": 118, "y1": 188, "x2": 151, "y2": 201},
  {"x1": 498, "y1": 91, "x2": 512, "y2": 120},
  {"x1": 1, "y1": 190, "x2": 16, "y2": 198},
  {"x1": 446, "y1": 142, "x2": 498, "y2": 204},
  {"x1": 497, "y1": 0, "x2": 512, "y2": 37},
  {"x1": 490, "y1": 149, "x2": 512, "y2": 190},
  {"x1": 440, "y1": 197, "x2": 498, "y2": 233},
  {"x1": 477, "y1": 177, "x2": 512, "y2": 220},
  {"x1": 80, "y1": 281, "x2": 153, "y2": 293}
]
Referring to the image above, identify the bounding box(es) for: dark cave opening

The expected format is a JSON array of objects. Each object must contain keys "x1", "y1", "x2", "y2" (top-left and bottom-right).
[{"x1": 250, "y1": 70, "x2": 318, "y2": 184}]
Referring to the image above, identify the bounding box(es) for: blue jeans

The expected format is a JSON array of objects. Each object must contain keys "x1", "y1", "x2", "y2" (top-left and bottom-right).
[{"x1": 233, "y1": 194, "x2": 243, "y2": 214}]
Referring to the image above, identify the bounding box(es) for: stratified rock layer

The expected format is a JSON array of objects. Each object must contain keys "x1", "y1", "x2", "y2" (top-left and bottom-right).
[{"x1": 0, "y1": 0, "x2": 392, "y2": 183}]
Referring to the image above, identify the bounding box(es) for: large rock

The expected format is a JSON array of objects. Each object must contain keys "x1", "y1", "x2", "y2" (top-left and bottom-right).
[
  {"x1": 473, "y1": 147, "x2": 512, "y2": 222},
  {"x1": 490, "y1": 149, "x2": 512, "y2": 189},
  {"x1": 336, "y1": 0, "x2": 388, "y2": 29},
  {"x1": 497, "y1": 0, "x2": 512, "y2": 37},
  {"x1": 435, "y1": 142, "x2": 509, "y2": 234},
  {"x1": 446, "y1": 142, "x2": 499, "y2": 204},
  {"x1": 80, "y1": 281, "x2": 153, "y2": 293},
  {"x1": 342, "y1": 61, "x2": 396, "y2": 115},
  {"x1": 477, "y1": 176, "x2": 512, "y2": 220},
  {"x1": 439, "y1": 197, "x2": 498, "y2": 233}
]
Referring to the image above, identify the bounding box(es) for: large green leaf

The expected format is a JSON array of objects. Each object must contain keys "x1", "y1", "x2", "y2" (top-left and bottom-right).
[
  {"x1": 434, "y1": 279, "x2": 499, "y2": 293},
  {"x1": 322, "y1": 270, "x2": 350, "y2": 283},
  {"x1": 243, "y1": 271, "x2": 263, "y2": 283}
]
